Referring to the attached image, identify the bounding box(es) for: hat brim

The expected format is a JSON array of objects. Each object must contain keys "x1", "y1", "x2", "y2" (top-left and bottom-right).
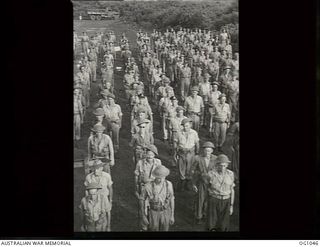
[
  {"x1": 152, "y1": 169, "x2": 170, "y2": 178},
  {"x1": 86, "y1": 186, "x2": 102, "y2": 190}
]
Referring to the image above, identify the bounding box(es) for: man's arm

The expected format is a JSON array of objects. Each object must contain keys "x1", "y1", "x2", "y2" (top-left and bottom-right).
[
  {"x1": 108, "y1": 136, "x2": 115, "y2": 166},
  {"x1": 230, "y1": 186, "x2": 235, "y2": 215}
]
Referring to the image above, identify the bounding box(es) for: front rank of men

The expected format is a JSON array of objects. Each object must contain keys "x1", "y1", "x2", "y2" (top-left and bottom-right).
[{"x1": 74, "y1": 27, "x2": 239, "y2": 232}]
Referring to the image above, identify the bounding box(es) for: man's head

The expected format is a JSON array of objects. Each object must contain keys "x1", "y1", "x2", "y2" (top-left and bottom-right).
[
  {"x1": 176, "y1": 106, "x2": 185, "y2": 117},
  {"x1": 85, "y1": 182, "x2": 102, "y2": 197},
  {"x1": 212, "y1": 83, "x2": 219, "y2": 91},
  {"x1": 152, "y1": 165, "x2": 170, "y2": 184},
  {"x1": 191, "y1": 86, "x2": 199, "y2": 97},
  {"x1": 91, "y1": 124, "x2": 105, "y2": 137},
  {"x1": 91, "y1": 159, "x2": 104, "y2": 176},
  {"x1": 215, "y1": 154, "x2": 231, "y2": 173},
  {"x1": 202, "y1": 142, "x2": 215, "y2": 156},
  {"x1": 107, "y1": 94, "x2": 115, "y2": 105},
  {"x1": 145, "y1": 144, "x2": 158, "y2": 161},
  {"x1": 219, "y1": 93, "x2": 227, "y2": 104},
  {"x1": 181, "y1": 118, "x2": 192, "y2": 131}
]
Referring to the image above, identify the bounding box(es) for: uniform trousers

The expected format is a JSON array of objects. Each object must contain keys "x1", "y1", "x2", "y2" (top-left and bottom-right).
[
  {"x1": 177, "y1": 149, "x2": 195, "y2": 180},
  {"x1": 188, "y1": 113, "x2": 201, "y2": 133},
  {"x1": 89, "y1": 61, "x2": 97, "y2": 82},
  {"x1": 207, "y1": 196, "x2": 230, "y2": 231},
  {"x1": 195, "y1": 182, "x2": 208, "y2": 220},
  {"x1": 214, "y1": 122, "x2": 227, "y2": 147},
  {"x1": 83, "y1": 218, "x2": 107, "y2": 232},
  {"x1": 82, "y1": 42, "x2": 89, "y2": 55},
  {"x1": 180, "y1": 77, "x2": 191, "y2": 101},
  {"x1": 107, "y1": 121, "x2": 120, "y2": 152},
  {"x1": 74, "y1": 113, "x2": 81, "y2": 141},
  {"x1": 148, "y1": 208, "x2": 171, "y2": 231}
]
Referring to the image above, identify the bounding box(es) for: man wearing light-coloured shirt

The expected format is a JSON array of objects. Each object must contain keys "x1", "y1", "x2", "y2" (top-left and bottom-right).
[
  {"x1": 79, "y1": 182, "x2": 108, "y2": 232},
  {"x1": 211, "y1": 94, "x2": 231, "y2": 150},
  {"x1": 174, "y1": 118, "x2": 200, "y2": 191},
  {"x1": 184, "y1": 86, "x2": 204, "y2": 132},
  {"x1": 104, "y1": 93, "x2": 122, "y2": 153},
  {"x1": 134, "y1": 145, "x2": 162, "y2": 231},
  {"x1": 84, "y1": 160, "x2": 113, "y2": 231},
  {"x1": 207, "y1": 154, "x2": 235, "y2": 232}
]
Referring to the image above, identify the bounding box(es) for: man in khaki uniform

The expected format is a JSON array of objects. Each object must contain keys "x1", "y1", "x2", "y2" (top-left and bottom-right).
[
  {"x1": 131, "y1": 107, "x2": 154, "y2": 144},
  {"x1": 139, "y1": 165, "x2": 175, "y2": 231},
  {"x1": 88, "y1": 124, "x2": 115, "y2": 174},
  {"x1": 211, "y1": 94, "x2": 231, "y2": 150},
  {"x1": 74, "y1": 85, "x2": 83, "y2": 143},
  {"x1": 174, "y1": 118, "x2": 200, "y2": 191},
  {"x1": 191, "y1": 142, "x2": 217, "y2": 225},
  {"x1": 168, "y1": 106, "x2": 187, "y2": 148},
  {"x1": 84, "y1": 160, "x2": 113, "y2": 231},
  {"x1": 134, "y1": 145, "x2": 162, "y2": 231},
  {"x1": 184, "y1": 86, "x2": 204, "y2": 132},
  {"x1": 130, "y1": 119, "x2": 153, "y2": 166},
  {"x1": 104, "y1": 93, "x2": 122, "y2": 153},
  {"x1": 179, "y1": 63, "x2": 192, "y2": 101},
  {"x1": 207, "y1": 154, "x2": 235, "y2": 232},
  {"x1": 79, "y1": 182, "x2": 108, "y2": 232},
  {"x1": 88, "y1": 47, "x2": 97, "y2": 82}
]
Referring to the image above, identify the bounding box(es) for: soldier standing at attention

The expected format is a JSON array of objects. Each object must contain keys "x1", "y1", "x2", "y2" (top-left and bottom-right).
[
  {"x1": 168, "y1": 106, "x2": 187, "y2": 149},
  {"x1": 139, "y1": 165, "x2": 175, "y2": 231},
  {"x1": 84, "y1": 160, "x2": 113, "y2": 231},
  {"x1": 130, "y1": 119, "x2": 153, "y2": 166},
  {"x1": 174, "y1": 118, "x2": 200, "y2": 191},
  {"x1": 199, "y1": 73, "x2": 212, "y2": 127},
  {"x1": 104, "y1": 93, "x2": 122, "y2": 153},
  {"x1": 191, "y1": 142, "x2": 217, "y2": 225},
  {"x1": 88, "y1": 47, "x2": 97, "y2": 83},
  {"x1": 88, "y1": 124, "x2": 115, "y2": 174},
  {"x1": 134, "y1": 145, "x2": 162, "y2": 231},
  {"x1": 207, "y1": 154, "x2": 235, "y2": 232},
  {"x1": 184, "y1": 86, "x2": 204, "y2": 132},
  {"x1": 81, "y1": 31, "x2": 89, "y2": 56},
  {"x1": 211, "y1": 93, "x2": 231, "y2": 151},
  {"x1": 179, "y1": 63, "x2": 192, "y2": 101},
  {"x1": 74, "y1": 85, "x2": 83, "y2": 144},
  {"x1": 79, "y1": 182, "x2": 108, "y2": 232}
]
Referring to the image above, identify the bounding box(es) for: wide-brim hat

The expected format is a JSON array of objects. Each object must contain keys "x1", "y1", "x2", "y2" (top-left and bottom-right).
[
  {"x1": 89, "y1": 159, "x2": 104, "y2": 169},
  {"x1": 136, "y1": 107, "x2": 146, "y2": 114},
  {"x1": 145, "y1": 144, "x2": 158, "y2": 155},
  {"x1": 74, "y1": 84, "x2": 82, "y2": 90},
  {"x1": 137, "y1": 119, "x2": 149, "y2": 126},
  {"x1": 191, "y1": 86, "x2": 199, "y2": 92},
  {"x1": 176, "y1": 106, "x2": 185, "y2": 112},
  {"x1": 100, "y1": 90, "x2": 110, "y2": 96},
  {"x1": 181, "y1": 118, "x2": 193, "y2": 125},
  {"x1": 216, "y1": 154, "x2": 231, "y2": 164},
  {"x1": 202, "y1": 141, "x2": 215, "y2": 149},
  {"x1": 219, "y1": 93, "x2": 227, "y2": 99},
  {"x1": 170, "y1": 96, "x2": 177, "y2": 101},
  {"x1": 152, "y1": 165, "x2": 170, "y2": 178},
  {"x1": 211, "y1": 81, "x2": 220, "y2": 86},
  {"x1": 86, "y1": 182, "x2": 102, "y2": 190},
  {"x1": 91, "y1": 124, "x2": 106, "y2": 133},
  {"x1": 106, "y1": 93, "x2": 116, "y2": 99},
  {"x1": 93, "y1": 108, "x2": 105, "y2": 116}
]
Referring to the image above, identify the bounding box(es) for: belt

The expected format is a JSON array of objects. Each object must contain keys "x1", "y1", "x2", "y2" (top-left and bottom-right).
[
  {"x1": 178, "y1": 147, "x2": 195, "y2": 154},
  {"x1": 188, "y1": 111, "x2": 201, "y2": 116},
  {"x1": 210, "y1": 194, "x2": 230, "y2": 200}
]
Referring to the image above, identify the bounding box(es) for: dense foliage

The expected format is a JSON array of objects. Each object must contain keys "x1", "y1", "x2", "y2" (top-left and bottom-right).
[{"x1": 73, "y1": 1, "x2": 238, "y2": 49}]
